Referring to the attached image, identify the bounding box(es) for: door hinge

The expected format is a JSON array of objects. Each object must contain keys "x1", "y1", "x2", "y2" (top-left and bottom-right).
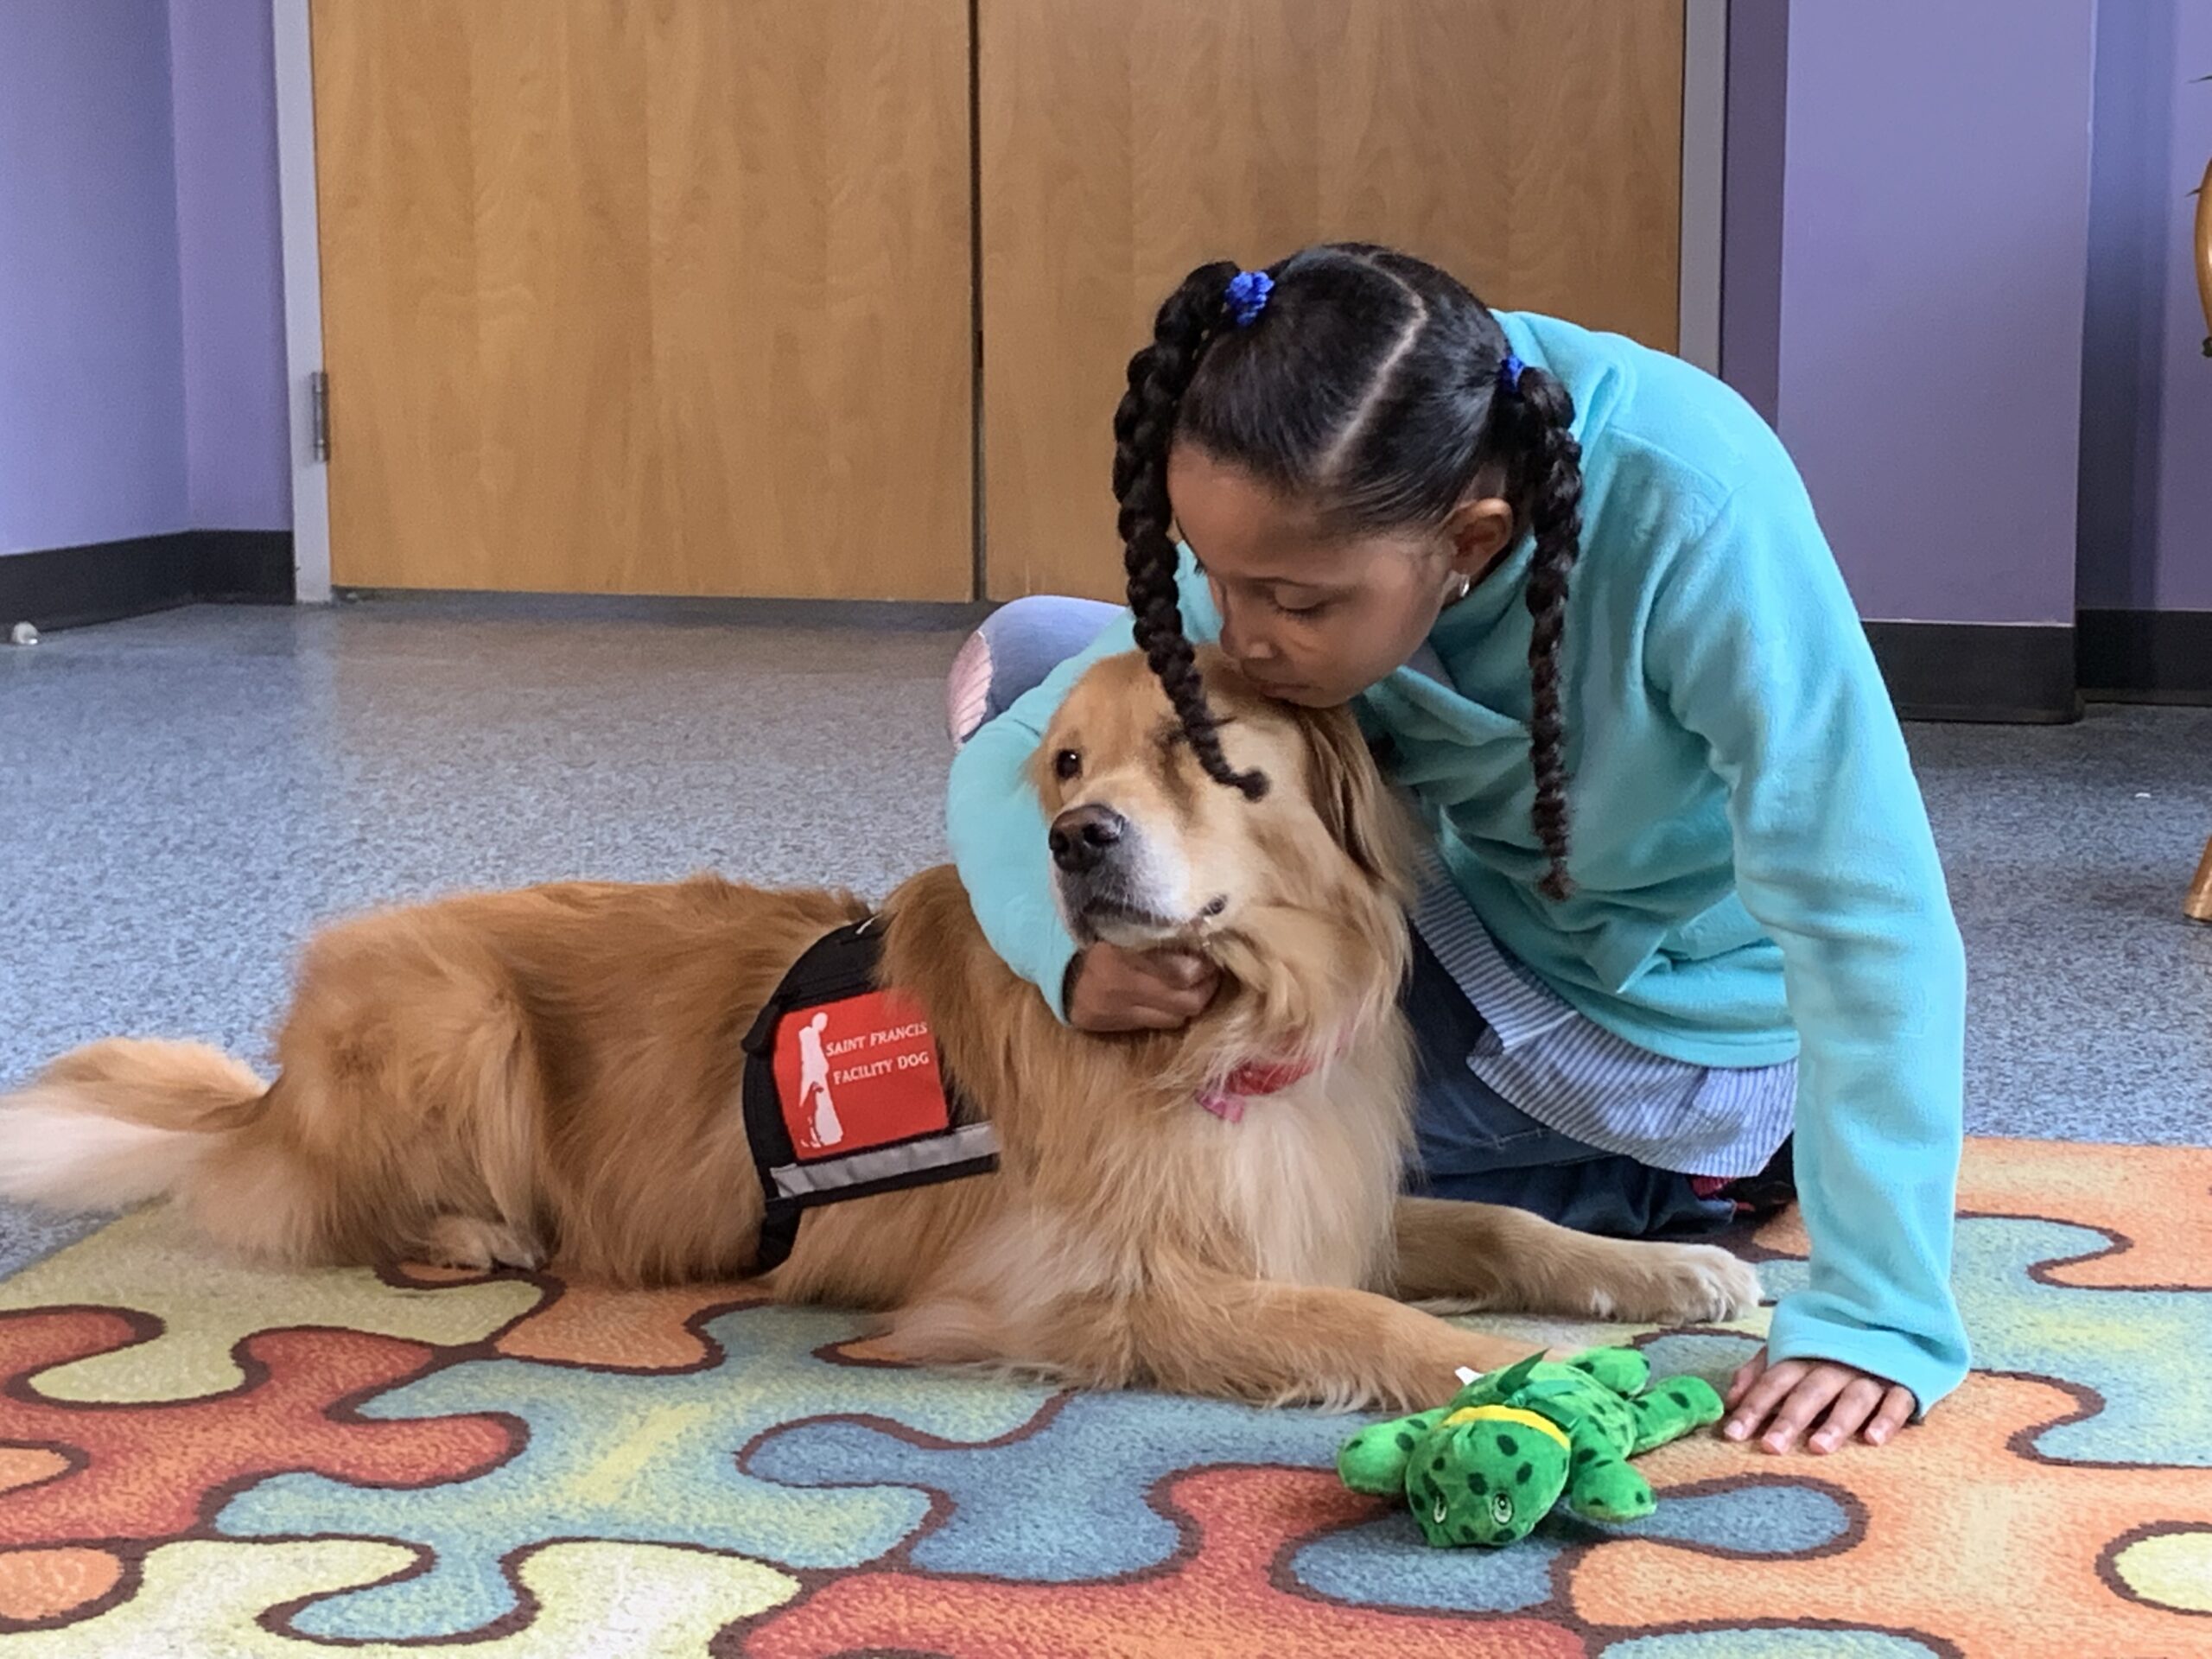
[{"x1": 309, "y1": 371, "x2": 331, "y2": 463}]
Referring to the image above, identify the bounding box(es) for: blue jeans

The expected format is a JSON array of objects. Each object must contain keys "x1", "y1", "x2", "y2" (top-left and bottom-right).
[{"x1": 950, "y1": 597, "x2": 1736, "y2": 1239}]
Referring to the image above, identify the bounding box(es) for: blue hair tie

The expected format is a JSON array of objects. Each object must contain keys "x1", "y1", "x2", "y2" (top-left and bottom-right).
[
  {"x1": 1498, "y1": 352, "x2": 1527, "y2": 393},
  {"x1": 1224, "y1": 269, "x2": 1274, "y2": 328}
]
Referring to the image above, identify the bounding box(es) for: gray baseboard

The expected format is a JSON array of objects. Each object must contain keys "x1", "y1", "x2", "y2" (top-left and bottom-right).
[
  {"x1": 2076, "y1": 608, "x2": 2212, "y2": 704},
  {"x1": 6, "y1": 556, "x2": 2143, "y2": 730},
  {"x1": 0, "y1": 531, "x2": 294, "y2": 632},
  {"x1": 1862, "y1": 620, "x2": 2081, "y2": 724}
]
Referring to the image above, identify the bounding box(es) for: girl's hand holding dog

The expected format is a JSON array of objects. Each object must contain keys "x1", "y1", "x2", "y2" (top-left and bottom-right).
[{"x1": 1066, "y1": 944, "x2": 1220, "y2": 1033}]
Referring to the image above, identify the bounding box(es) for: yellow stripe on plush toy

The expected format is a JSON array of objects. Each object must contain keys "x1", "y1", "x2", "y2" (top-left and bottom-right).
[{"x1": 1440, "y1": 1403, "x2": 1571, "y2": 1450}]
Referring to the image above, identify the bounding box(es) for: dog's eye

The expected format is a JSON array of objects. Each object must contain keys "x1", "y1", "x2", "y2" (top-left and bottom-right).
[{"x1": 1052, "y1": 749, "x2": 1082, "y2": 782}]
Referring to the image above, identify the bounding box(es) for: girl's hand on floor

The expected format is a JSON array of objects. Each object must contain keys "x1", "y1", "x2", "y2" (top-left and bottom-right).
[
  {"x1": 1723, "y1": 1350, "x2": 1915, "y2": 1454},
  {"x1": 1065, "y1": 943, "x2": 1221, "y2": 1033}
]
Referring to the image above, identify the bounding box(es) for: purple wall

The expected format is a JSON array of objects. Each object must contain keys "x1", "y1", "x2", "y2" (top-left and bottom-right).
[
  {"x1": 169, "y1": 0, "x2": 291, "y2": 531},
  {"x1": 3, "y1": 0, "x2": 2196, "y2": 611},
  {"x1": 1772, "y1": 0, "x2": 2097, "y2": 626},
  {"x1": 0, "y1": 0, "x2": 188, "y2": 556},
  {"x1": 0, "y1": 0, "x2": 287, "y2": 557},
  {"x1": 2077, "y1": 0, "x2": 2212, "y2": 614},
  {"x1": 1719, "y1": 0, "x2": 1787, "y2": 429}
]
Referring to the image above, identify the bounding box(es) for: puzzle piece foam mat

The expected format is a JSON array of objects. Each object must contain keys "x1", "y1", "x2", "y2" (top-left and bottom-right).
[{"x1": 0, "y1": 1137, "x2": 2202, "y2": 1656}]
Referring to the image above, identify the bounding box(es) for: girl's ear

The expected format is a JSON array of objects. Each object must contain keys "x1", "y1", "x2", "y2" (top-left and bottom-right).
[
  {"x1": 1443, "y1": 494, "x2": 1516, "y2": 586},
  {"x1": 1297, "y1": 705, "x2": 1412, "y2": 893}
]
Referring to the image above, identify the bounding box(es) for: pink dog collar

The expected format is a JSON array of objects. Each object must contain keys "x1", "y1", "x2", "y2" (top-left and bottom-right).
[{"x1": 1197, "y1": 1054, "x2": 1326, "y2": 1123}]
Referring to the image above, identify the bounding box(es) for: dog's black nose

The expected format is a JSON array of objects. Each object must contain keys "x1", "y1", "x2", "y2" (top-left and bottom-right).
[{"x1": 1049, "y1": 804, "x2": 1126, "y2": 874}]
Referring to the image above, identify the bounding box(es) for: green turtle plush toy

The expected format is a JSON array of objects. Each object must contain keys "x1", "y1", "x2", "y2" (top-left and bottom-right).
[{"x1": 1338, "y1": 1348, "x2": 1723, "y2": 1547}]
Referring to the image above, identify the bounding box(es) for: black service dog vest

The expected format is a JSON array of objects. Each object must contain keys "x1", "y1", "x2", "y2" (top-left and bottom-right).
[{"x1": 741, "y1": 918, "x2": 999, "y2": 1271}]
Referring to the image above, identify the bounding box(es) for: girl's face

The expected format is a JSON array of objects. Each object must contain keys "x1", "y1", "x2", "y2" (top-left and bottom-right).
[{"x1": 1166, "y1": 446, "x2": 1514, "y2": 708}]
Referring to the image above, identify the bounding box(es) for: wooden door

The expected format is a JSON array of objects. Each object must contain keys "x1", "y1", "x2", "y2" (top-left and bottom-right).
[
  {"x1": 978, "y1": 0, "x2": 1686, "y2": 600},
  {"x1": 313, "y1": 0, "x2": 973, "y2": 600}
]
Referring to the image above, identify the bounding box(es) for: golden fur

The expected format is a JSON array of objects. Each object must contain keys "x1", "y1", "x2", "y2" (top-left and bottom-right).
[{"x1": 0, "y1": 652, "x2": 1756, "y2": 1410}]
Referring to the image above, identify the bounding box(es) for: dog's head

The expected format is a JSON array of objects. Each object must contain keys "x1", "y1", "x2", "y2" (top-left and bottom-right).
[{"x1": 1032, "y1": 651, "x2": 1410, "y2": 1033}]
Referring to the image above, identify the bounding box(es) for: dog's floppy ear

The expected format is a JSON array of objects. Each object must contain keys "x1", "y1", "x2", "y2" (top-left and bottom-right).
[{"x1": 1298, "y1": 706, "x2": 1408, "y2": 891}]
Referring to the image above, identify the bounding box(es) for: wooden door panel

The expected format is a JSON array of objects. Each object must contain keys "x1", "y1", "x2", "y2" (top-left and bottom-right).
[
  {"x1": 978, "y1": 0, "x2": 1685, "y2": 600},
  {"x1": 312, "y1": 0, "x2": 487, "y2": 587},
  {"x1": 644, "y1": 1, "x2": 974, "y2": 601},
  {"x1": 314, "y1": 0, "x2": 972, "y2": 599}
]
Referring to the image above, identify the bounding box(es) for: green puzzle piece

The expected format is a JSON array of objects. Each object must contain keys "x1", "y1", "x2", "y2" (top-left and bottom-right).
[
  {"x1": 216, "y1": 1299, "x2": 1052, "y2": 1642},
  {"x1": 0, "y1": 1212, "x2": 540, "y2": 1402},
  {"x1": 0, "y1": 1537, "x2": 798, "y2": 1657}
]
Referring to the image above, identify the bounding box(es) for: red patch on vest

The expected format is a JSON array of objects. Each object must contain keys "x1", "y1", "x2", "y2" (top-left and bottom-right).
[{"x1": 771, "y1": 988, "x2": 953, "y2": 1158}]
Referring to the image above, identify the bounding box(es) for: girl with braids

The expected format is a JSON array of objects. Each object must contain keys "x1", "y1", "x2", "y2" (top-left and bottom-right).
[{"x1": 944, "y1": 245, "x2": 1967, "y2": 1458}]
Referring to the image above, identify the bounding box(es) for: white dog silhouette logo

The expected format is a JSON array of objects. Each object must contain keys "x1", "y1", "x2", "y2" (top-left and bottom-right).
[{"x1": 794, "y1": 1011, "x2": 844, "y2": 1151}]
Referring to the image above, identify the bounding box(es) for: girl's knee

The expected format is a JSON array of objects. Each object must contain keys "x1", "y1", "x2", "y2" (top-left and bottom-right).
[
  {"x1": 946, "y1": 594, "x2": 1122, "y2": 747},
  {"x1": 947, "y1": 627, "x2": 996, "y2": 748}
]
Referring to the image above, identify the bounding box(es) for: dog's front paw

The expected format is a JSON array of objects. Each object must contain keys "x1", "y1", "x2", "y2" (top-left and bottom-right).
[
  {"x1": 1597, "y1": 1243, "x2": 1763, "y2": 1325},
  {"x1": 418, "y1": 1215, "x2": 543, "y2": 1274}
]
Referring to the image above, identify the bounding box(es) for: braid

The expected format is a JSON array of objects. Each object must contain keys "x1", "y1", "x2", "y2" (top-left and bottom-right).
[
  {"x1": 1495, "y1": 365, "x2": 1582, "y2": 900},
  {"x1": 1112, "y1": 260, "x2": 1269, "y2": 800},
  {"x1": 1109, "y1": 241, "x2": 1580, "y2": 880}
]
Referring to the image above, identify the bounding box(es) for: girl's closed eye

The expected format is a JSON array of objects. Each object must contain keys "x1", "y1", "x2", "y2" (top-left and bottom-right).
[{"x1": 1268, "y1": 585, "x2": 1342, "y2": 619}]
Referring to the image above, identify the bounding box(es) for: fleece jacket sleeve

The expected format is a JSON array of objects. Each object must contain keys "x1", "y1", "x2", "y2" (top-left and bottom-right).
[
  {"x1": 1645, "y1": 472, "x2": 1972, "y2": 1414},
  {"x1": 944, "y1": 611, "x2": 1139, "y2": 1019}
]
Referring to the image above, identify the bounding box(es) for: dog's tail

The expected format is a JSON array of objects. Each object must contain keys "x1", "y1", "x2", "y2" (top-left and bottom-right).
[{"x1": 0, "y1": 1037, "x2": 269, "y2": 1217}]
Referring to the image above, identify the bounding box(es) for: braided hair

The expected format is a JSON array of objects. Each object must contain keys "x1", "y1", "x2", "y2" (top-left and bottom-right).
[
  {"x1": 1109, "y1": 243, "x2": 1586, "y2": 899},
  {"x1": 1110, "y1": 260, "x2": 1267, "y2": 799}
]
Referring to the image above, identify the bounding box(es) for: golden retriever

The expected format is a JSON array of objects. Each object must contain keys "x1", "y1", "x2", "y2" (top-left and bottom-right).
[{"x1": 0, "y1": 650, "x2": 1756, "y2": 1410}]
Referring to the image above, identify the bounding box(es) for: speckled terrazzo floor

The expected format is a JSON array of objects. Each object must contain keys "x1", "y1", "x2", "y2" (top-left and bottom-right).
[{"x1": 3, "y1": 600, "x2": 2208, "y2": 1272}]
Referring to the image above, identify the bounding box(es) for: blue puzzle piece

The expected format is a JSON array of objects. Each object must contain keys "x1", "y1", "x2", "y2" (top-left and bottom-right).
[
  {"x1": 1723, "y1": 1214, "x2": 2209, "y2": 1467},
  {"x1": 214, "y1": 1302, "x2": 1051, "y2": 1643},
  {"x1": 1291, "y1": 1480, "x2": 1849, "y2": 1614},
  {"x1": 1291, "y1": 1512, "x2": 1566, "y2": 1612},
  {"x1": 1634, "y1": 1330, "x2": 1763, "y2": 1387},
  {"x1": 1600, "y1": 1628, "x2": 1947, "y2": 1658},
  {"x1": 1950, "y1": 1215, "x2": 2212, "y2": 1467},
  {"x1": 746, "y1": 1387, "x2": 1359, "y2": 1581},
  {"x1": 1586, "y1": 1479, "x2": 1852, "y2": 1553}
]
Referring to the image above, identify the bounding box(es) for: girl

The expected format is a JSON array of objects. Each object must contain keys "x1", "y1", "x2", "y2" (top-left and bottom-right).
[{"x1": 945, "y1": 245, "x2": 1967, "y2": 1455}]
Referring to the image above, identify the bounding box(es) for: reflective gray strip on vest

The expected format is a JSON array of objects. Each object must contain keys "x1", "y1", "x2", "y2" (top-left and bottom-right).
[{"x1": 769, "y1": 1122, "x2": 1001, "y2": 1200}]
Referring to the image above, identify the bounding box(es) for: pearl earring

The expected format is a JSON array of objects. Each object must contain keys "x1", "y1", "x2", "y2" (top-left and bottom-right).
[{"x1": 1448, "y1": 573, "x2": 1472, "y2": 604}]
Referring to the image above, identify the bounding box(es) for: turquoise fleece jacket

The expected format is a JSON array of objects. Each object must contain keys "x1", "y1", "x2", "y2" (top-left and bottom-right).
[{"x1": 945, "y1": 312, "x2": 1971, "y2": 1411}]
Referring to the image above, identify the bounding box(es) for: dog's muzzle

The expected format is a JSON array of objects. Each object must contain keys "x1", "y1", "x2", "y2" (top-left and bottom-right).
[
  {"x1": 1048, "y1": 804, "x2": 1125, "y2": 876},
  {"x1": 1048, "y1": 804, "x2": 1186, "y2": 939}
]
